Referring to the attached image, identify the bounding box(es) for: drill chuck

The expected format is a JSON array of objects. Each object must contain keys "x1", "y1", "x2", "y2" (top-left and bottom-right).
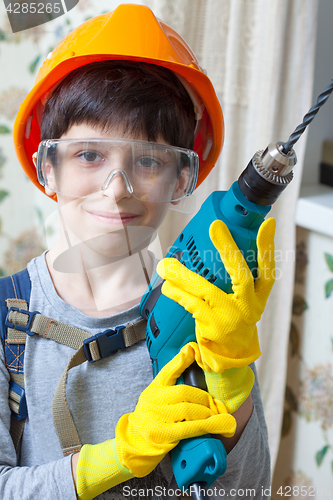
[{"x1": 238, "y1": 141, "x2": 297, "y2": 206}]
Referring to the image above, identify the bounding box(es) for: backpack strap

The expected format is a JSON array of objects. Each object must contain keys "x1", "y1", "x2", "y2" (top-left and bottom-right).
[
  {"x1": 6, "y1": 303, "x2": 147, "y2": 455},
  {"x1": 5, "y1": 307, "x2": 147, "y2": 360},
  {"x1": 52, "y1": 319, "x2": 147, "y2": 455},
  {"x1": 0, "y1": 269, "x2": 31, "y2": 451}
]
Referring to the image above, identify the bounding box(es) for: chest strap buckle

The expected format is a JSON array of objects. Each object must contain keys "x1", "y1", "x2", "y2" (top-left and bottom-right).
[
  {"x1": 83, "y1": 326, "x2": 126, "y2": 363},
  {"x1": 5, "y1": 307, "x2": 38, "y2": 336},
  {"x1": 9, "y1": 380, "x2": 28, "y2": 420}
]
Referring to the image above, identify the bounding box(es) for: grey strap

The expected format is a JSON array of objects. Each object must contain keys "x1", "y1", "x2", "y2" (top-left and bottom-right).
[
  {"x1": 7, "y1": 308, "x2": 91, "y2": 350},
  {"x1": 6, "y1": 309, "x2": 147, "y2": 354},
  {"x1": 5, "y1": 299, "x2": 28, "y2": 349},
  {"x1": 122, "y1": 318, "x2": 147, "y2": 346},
  {"x1": 7, "y1": 304, "x2": 147, "y2": 455},
  {"x1": 6, "y1": 298, "x2": 28, "y2": 309},
  {"x1": 52, "y1": 345, "x2": 87, "y2": 455},
  {"x1": 51, "y1": 319, "x2": 147, "y2": 455}
]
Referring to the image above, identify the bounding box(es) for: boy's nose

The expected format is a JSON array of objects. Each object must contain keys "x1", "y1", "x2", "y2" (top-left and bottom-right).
[{"x1": 101, "y1": 170, "x2": 133, "y2": 200}]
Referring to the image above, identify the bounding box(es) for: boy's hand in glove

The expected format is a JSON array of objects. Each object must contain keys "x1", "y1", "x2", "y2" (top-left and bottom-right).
[
  {"x1": 75, "y1": 342, "x2": 236, "y2": 500},
  {"x1": 156, "y1": 218, "x2": 276, "y2": 412}
]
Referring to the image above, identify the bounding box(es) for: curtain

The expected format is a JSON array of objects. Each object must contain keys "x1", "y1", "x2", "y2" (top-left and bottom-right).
[{"x1": 143, "y1": 0, "x2": 318, "y2": 473}]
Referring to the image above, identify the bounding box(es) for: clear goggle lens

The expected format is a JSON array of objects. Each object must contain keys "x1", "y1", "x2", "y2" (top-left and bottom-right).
[{"x1": 36, "y1": 139, "x2": 199, "y2": 203}]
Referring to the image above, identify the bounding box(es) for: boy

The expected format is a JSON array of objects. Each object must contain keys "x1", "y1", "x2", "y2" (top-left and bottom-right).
[{"x1": 0, "y1": 4, "x2": 275, "y2": 499}]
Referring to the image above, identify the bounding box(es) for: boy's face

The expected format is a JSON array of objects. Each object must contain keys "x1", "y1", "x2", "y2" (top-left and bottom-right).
[{"x1": 38, "y1": 124, "x2": 183, "y2": 258}]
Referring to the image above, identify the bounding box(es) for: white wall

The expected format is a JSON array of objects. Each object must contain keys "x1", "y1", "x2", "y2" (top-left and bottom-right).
[{"x1": 302, "y1": 0, "x2": 333, "y2": 185}]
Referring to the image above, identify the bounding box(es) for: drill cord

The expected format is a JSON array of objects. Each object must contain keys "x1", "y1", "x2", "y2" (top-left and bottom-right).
[
  {"x1": 282, "y1": 79, "x2": 333, "y2": 154},
  {"x1": 188, "y1": 481, "x2": 227, "y2": 500},
  {"x1": 189, "y1": 482, "x2": 208, "y2": 500}
]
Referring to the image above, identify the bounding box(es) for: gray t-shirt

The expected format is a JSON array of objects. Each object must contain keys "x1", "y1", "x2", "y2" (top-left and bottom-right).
[{"x1": 0, "y1": 253, "x2": 271, "y2": 499}]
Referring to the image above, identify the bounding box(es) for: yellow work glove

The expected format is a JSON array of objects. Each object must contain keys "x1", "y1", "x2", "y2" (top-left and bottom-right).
[
  {"x1": 204, "y1": 366, "x2": 255, "y2": 413},
  {"x1": 76, "y1": 342, "x2": 236, "y2": 500},
  {"x1": 76, "y1": 440, "x2": 133, "y2": 500},
  {"x1": 156, "y1": 218, "x2": 276, "y2": 412}
]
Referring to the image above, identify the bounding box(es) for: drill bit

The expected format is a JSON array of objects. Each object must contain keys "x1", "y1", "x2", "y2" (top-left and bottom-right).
[{"x1": 282, "y1": 79, "x2": 333, "y2": 154}]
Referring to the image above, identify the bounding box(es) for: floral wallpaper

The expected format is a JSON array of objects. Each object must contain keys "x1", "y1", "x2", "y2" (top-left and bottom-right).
[
  {"x1": 272, "y1": 226, "x2": 333, "y2": 498},
  {"x1": 325, "y1": 253, "x2": 333, "y2": 299}
]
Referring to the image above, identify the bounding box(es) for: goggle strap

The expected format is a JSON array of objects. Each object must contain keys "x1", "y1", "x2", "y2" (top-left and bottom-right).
[{"x1": 176, "y1": 74, "x2": 205, "y2": 123}]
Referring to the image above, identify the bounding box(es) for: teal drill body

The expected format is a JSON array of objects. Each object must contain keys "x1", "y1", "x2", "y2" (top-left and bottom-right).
[{"x1": 139, "y1": 180, "x2": 271, "y2": 490}]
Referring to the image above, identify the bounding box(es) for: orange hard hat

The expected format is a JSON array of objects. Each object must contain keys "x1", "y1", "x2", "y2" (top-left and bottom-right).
[{"x1": 13, "y1": 3, "x2": 224, "y2": 200}]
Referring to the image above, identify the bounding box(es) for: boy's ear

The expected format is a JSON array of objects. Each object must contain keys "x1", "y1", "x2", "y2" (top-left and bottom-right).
[
  {"x1": 171, "y1": 166, "x2": 191, "y2": 203},
  {"x1": 32, "y1": 152, "x2": 56, "y2": 197}
]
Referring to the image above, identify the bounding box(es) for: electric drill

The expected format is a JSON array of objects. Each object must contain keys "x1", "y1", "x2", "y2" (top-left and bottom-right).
[{"x1": 139, "y1": 80, "x2": 333, "y2": 498}]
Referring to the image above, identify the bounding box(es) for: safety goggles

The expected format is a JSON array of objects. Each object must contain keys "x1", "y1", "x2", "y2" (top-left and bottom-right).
[{"x1": 36, "y1": 139, "x2": 199, "y2": 203}]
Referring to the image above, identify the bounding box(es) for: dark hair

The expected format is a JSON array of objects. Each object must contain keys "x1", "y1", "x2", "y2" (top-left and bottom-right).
[{"x1": 40, "y1": 61, "x2": 196, "y2": 149}]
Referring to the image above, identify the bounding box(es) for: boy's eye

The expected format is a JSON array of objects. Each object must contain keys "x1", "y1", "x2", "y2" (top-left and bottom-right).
[
  {"x1": 136, "y1": 156, "x2": 161, "y2": 168},
  {"x1": 77, "y1": 150, "x2": 103, "y2": 163}
]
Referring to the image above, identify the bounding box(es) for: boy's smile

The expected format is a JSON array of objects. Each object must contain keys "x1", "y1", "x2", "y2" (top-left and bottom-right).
[{"x1": 87, "y1": 210, "x2": 140, "y2": 226}]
